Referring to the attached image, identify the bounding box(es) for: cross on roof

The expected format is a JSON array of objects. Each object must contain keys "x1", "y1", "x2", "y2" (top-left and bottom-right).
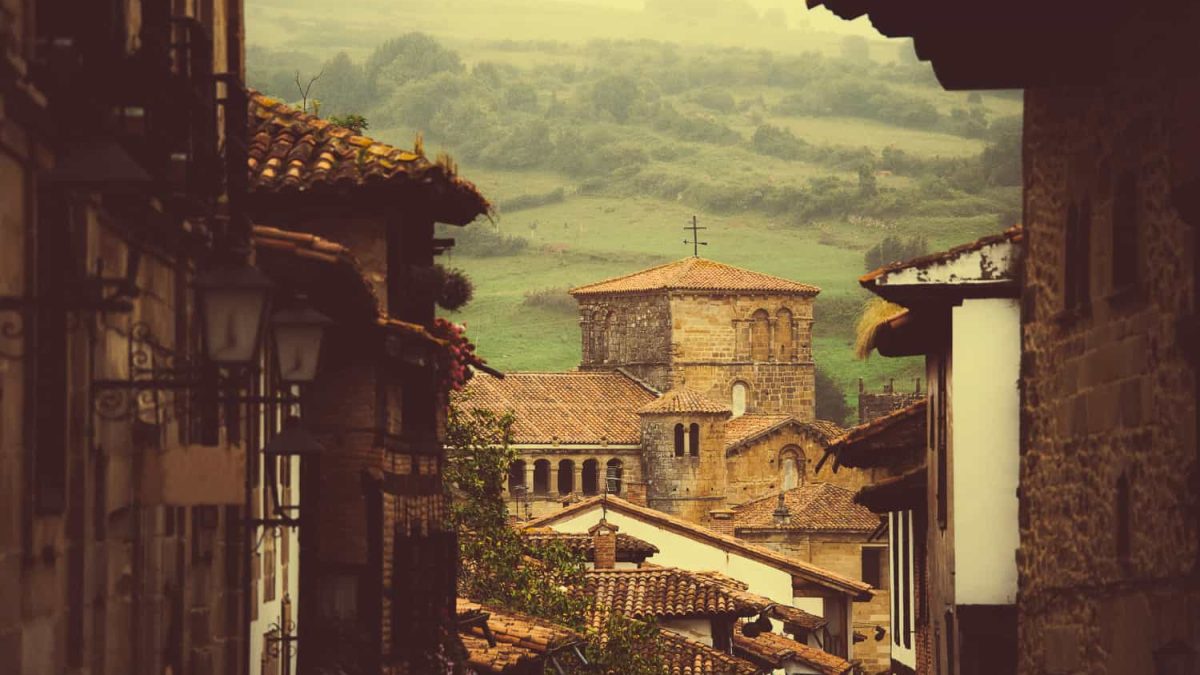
[{"x1": 683, "y1": 215, "x2": 707, "y2": 257}]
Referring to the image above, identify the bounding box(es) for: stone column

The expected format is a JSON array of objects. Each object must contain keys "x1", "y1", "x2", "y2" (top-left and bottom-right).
[
  {"x1": 525, "y1": 461, "x2": 536, "y2": 494},
  {"x1": 574, "y1": 461, "x2": 584, "y2": 495},
  {"x1": 550, "y1": 464, "x2": 560, "y2": 495}
]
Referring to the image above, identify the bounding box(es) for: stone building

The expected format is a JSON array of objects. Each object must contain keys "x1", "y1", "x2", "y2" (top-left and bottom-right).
[
  {"x1": 856, "y1": 378, "x2": 922, "y2": 425},
  {"x1": 461, "y1": 257, "x2": 867, "y2": 525},
  {"x1": 728, "y1": 483, "x2": 892, "y2": 673},
  {"x1": 809, "y1": 1, "x2": 1200, "y2": 673}
]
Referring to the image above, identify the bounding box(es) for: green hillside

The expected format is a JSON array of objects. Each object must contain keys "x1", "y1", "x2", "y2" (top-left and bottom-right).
[{"x1": 245, "y1": 0, "x2": 1021, "y2": 421}]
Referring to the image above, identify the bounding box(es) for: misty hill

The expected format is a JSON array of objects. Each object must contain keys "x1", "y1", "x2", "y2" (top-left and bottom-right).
[{"x1": 245, "y1": 0, "x2": 1021, "y2": 422}]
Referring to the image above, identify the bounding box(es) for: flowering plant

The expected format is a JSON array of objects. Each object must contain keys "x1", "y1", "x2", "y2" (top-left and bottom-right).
[{"x1": 430, "y1": 318, "x2": 480, "y2": 394}]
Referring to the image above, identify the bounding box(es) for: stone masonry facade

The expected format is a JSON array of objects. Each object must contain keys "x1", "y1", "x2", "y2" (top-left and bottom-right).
[{"x1": 1019, "y1": 34, "x2": 1199, "y2": 675}]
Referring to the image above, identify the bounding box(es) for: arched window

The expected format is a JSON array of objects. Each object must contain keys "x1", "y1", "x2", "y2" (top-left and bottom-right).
[
  {"x1": 582, "y1": 459, "x2": 600, "y2": 495},
  {"x1": 776, "y1": 308, "x2": 794, "y2": 361},
  {"x1": 780, "y1": 446, "x2": 804, "y2": 490},
  {"x1": 558, "y1": 459, "x2": 575, "y2": 495},
  {"x1": 750, "y1": 309, "x2": 770, "y2": 361},
  {"x1": 533, "y1": 459, "x2": 550, "y2": 495},
  {"x1": 689, "y1": 423, "x2": 700, "y2": 456},
  {"x1": 606, "y1": 459, "x2": 623, "y2": 495},
  {"x1": 674, "y1": 424, "x2": 685, "y2": 457},
  {"x1": 731, "y1": 382, "x2": 748, "y2": 418},
  {"x1": 508, "y1": 460, "x2": 526, "y2": 495}
]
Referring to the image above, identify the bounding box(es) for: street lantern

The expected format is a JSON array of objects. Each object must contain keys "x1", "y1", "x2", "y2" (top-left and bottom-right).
[
  {"x1": 195, "y1": 263, "x2": 273, "y2": 367},
  {"x1": 271, "y1": 302, "x2": 331, "y2": 385}
]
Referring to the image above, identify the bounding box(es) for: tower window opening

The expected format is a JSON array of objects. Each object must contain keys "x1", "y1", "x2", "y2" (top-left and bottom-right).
[{"x1": 688, "y1": 423, "x2": 700, "y2": 456}]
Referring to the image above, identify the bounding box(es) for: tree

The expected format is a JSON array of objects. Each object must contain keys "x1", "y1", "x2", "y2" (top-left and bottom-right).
[
  {"x1": 591, "y1": 74, "x2": 640, "y2": 123},
  {"x1": 365, "y1": 32, "x2": 464, "y2": 97},
  {"x1": 445, "y1": 405, "x2": 667, "y2": 672},
  {"x1": 815, "y1": 366, "x2": 852, "y2": 426},
  {"x1": 857, "y1": 164, "x2": 878, "y2": 197},
  {"x1": 315, "y1": 51, "x2": 367, "y2": 116}
]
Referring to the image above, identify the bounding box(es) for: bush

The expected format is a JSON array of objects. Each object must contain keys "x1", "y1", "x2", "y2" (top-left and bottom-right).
[
  {"x1": 815, "y1": 366, "x2": 852, "y2": 426},
  {"x1": 686, "y1": 87, "x2": 737, "y2": 114},
  {"x1": 500, "y1": 188, "x2": 567, "y2": 213},
  {"x1": 521, "y1": 287, "x2": 577, "y2": 314},
  {"x1": 864, "y1": 235, "x2": 929, "y2": 271},
  {"x1": 452, "y1": 224, "x2": 530, "y2": 257}
]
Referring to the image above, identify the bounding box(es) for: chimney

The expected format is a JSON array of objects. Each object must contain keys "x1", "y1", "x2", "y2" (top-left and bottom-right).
[
  {"x1": 772, "y1": 493, "x2": 791, "y2": 528},
  {"x1": 589, "y1": 519, "x2": 619, "y2": 570}
]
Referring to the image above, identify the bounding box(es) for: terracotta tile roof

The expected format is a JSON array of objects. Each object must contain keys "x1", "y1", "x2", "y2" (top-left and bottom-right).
[
  {"x1": 639, "y1": 388, "x2": 731, "y2": 415},
  {"x1": 854, "y1": 465, "x2": 927, "y2": 514},
  {"x1": 570, "y1": 257, "x2": 820, "y2": 297},
  {"x1": 522, "y1": 529, "x2": 659, "y2": 562},
  {"x1": 818, "y1": 399, "x2": 927, "y2": 472},
  {"x1": 723, "y1": 415, "x2": 844, "y2": 453},
  {"x1": 524, "y1": 496, "x2": 872, "y2": 600},
  {"x1": 585, "y1": 567, "x2": 769, "y2": 629},
  {"x1": 732, "y1": 627, "x2": 854, "y2": 675},
  {"x1": 252, "y1": 225, "x2": 446, "y2": 347},
  {"x1": 247, "y1": 92, "x2": 489, "y2": 225},
  {"x1": 456, "y1": 598, "x2": 581, "y2": 674},
  {"x1": 656, "y1": 629, "x2": 762, "y2": 675},
  {"x1": 731, "y1": 484, "x2": 881, "y2": 533},
  {"x1": 859, "y1": 224, "x2": 1023, "y2": 285},
  {"x1": 456, "y1": 371, "x2": 657, "y2": 445}
]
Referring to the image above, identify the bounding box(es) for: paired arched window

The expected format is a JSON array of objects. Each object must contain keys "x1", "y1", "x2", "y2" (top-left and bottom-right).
[
  {"x1": 533, "y1": 460, "x2": 550, "y2": 495},
  {"x1": 776, "y1": 308, "x2": 794, "y2": 361},
  {"x1": 582, "y1": 459, "x2": 600, "y2": 495},
  {"x1": 606, "y1": 459, "x2": 623, "y2": 495},
  {"x1": 780, "y1": 446, "x2": 804, "y2": 490},
  {"x1": 508, "y1": 460, "x2": 527, "y2": 495},
  {"x1": 674, "y1": 424, "x2": 685, "y2": 457},
  {"x1": 689, "y1": 423, "x2": 700, "y2": 456},
  {"x1": 750, "y1": 309, "x2": 770, "y2": 361},
  {"x1": 731, "y1": 382, "x2": 748, "y2": 417}
]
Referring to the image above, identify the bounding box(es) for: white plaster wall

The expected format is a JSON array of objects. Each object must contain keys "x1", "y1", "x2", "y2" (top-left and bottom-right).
[
  {"x1": 660, "y1": 617, "x2": 713, "y2": 646},
  {"x1": 876, "y1": 241, "x2": 1017, "y2": 287},
  {"x1": 951, "y1": 298, "x2": 1020, "y2": 605}
]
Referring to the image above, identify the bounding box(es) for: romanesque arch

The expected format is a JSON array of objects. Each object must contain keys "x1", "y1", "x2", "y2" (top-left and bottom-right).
[
  {"x1": 780, "y1": 445, "x2": 805, "y2": 490},
  {"x1": 533, "y1": 459, "x2": 550, "y2": 495},
  {"x1": 674, "y1": 424, "x2": 686, "y2": 457},
  {"x1": 508, "y1": 459, "x2": 526, "y2": 495},
  {"x1": 582, "y1": 459, "x2": 600, "y2": 495},
  {"x1": 689, "y1": 423, "x2": 700, "y2": 456},
  {"x1": 606, "y1": 459, "x2": 623, "y2": 495},
  {"x1": 731, "y1": 381, "x2": 749, "y2": 417},
  {"x1": 558, "y1": 459, "x2": 575, "y2": 495},
  {"x1": 750, "y1": 309, "x2": 771, "y2": 361}
]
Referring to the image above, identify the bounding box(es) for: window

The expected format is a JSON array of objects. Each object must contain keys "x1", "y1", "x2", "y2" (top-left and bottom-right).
[
  {"x1": 557, "y1": 459, "x2": 574, "y2": 495},
  {"x1": 606, "y1": 459, "x2": 623, "y2": 495},
  {"x1": 508, "y1": 460, "x2": 526, "y2": 495},
  {"x1": 674, "y1": 424, "x2": 685, "y2": 457},
  {"x1": 731, "y1": 382, "x2": 748, "y2": 417},
  {"x1": 780, "y1": 447, "x2": 803, "y2": 490},
  {"x1": 776, "y1": 308, "x2": 793, "y2": 361},
  {"x1": 1112, "y1": 171, "x2": 1139, "y2": 291},
  {"x1": 1064, "y1": 200, "x2": 1092, "y2": 312},
  {"x1": 318, "y1": 573, "x2": 360, "y2": 622},
  {"x1": 861, "y1": 546, "x2": 886, "y2": 588},
  {"x1": 688, "y1": 423, "x2": 700, "y2": 456},
  {"x1": 582, "y1": 459, "x2": 599, "y2": 495},
  {"x1": 750, "y1": 309, "x2": 770, "y2": 361},
  {"x1": 533, "y1": 459, "x2": 550, "y2": 495}
]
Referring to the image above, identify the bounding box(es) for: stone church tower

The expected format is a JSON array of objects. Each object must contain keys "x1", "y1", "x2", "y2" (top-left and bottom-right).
[
  {"x1": 637, "y1": 389, "x2": 732, "y2": 522},
  {"x1": 570, "y1": 257, "x2": 820, "y2": 420}
]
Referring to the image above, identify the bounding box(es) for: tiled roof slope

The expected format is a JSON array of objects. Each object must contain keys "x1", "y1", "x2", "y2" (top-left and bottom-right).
[
  {"x1": 252, "y1": 225, "x2": 447, "y2": 347},
  {"x1": 570, "y1": 257, "x2": 820, "y2": 297},
  {"x1": 656, "y1": 629, "x2": 761, "y2": 675},
  {"x1": 819, "y1": 399, "x2": 927, "y2": 472},
  {"x1": 247, "y1": 92, "x2": 489, "y2": 225},
  {"x1": 723, "y1": 415, "x2": 844, "y2": 452},
  {"x1": 639, "y1": 388, "x2": 731, "y2": 415},
  {"x1": 585, "y1": 567, "x2": 767, "y2": 629},
  {"x1": 456, "y1": 598, "x2": 580, "y2": 674},
  {"x1": 456, "y1": 371, "x2": 657, "y2": 444},
  {"x1": 522, "y1": 529, "x2": 659, "y2": 561},
  {"x1": 732, "y1": 627, "x2": 853, "y2": 675},
  {"x1": 731, "y1": 484, "x2": 880, "y2": 533},
  {"x1": 522, "y1": 496, "x2": 873, "y2": 599}
]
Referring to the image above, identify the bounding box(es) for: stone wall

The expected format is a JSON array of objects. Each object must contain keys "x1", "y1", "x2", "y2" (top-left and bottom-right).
[
  {"x1": 858, "y1": 378, "x2": 923, "y2": 425},
  {"x1": 505, "y1": 448, "x2": 644, "y2": 519},
  {"x1": 1019, "y1": 30, "x2": 1199, "y2": 675},
  {"x1": 577, "y1": 294, "x2": 672, "y2": 390},
  {"x1": 725, "y1": 427, "x2": 875, "y2": 507},
  {"x1": 640, "y1": 412, "x2": 729, "y2": 523}
]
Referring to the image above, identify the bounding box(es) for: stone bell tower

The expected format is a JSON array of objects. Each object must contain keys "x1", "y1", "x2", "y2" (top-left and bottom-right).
[
  {"x1": 571, "y1": 257, "x2": 820, "y2": 421},
  {"x1": 637, "y1": 388, "x2": 731, "y2": 524}
]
